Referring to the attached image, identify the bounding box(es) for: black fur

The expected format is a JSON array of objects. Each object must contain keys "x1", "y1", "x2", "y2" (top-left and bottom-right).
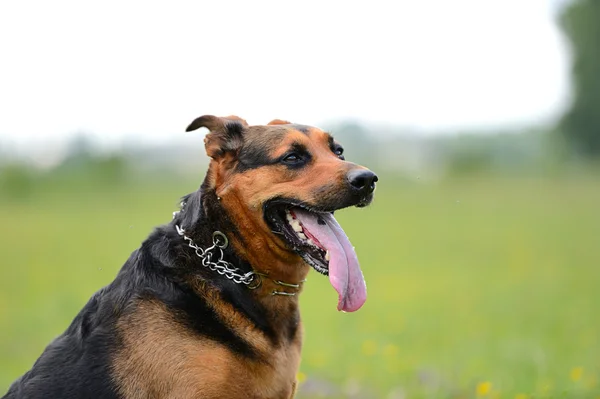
[
  {"x1": 236, "y1": 139, "x2": 312, "y2": 172},
  {"x1": 2, "y1": 183, "x2": 278, "y2": 398},
  {"x1": 235, "y1": 128, "x2": 287, "y2": 172},
  {"x1": 218, "y1": 121, "x2": 246, "y2": 154},
  {"x1": 236, "y1": 143, "x2": 279, "y2": 172}
]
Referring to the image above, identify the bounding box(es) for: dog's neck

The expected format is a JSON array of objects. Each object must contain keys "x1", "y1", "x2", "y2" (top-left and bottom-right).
[{"x1": 173, "y1": 186, "x2": 309, "y2": 298}]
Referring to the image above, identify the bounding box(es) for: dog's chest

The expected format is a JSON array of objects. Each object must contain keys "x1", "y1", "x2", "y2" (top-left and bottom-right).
[
  {"x1": 112, "y1": 300, "x2": 303, "y2": 398},
  {"x1": 251, "y1": 339, "x2": 303, "y2": 398}
]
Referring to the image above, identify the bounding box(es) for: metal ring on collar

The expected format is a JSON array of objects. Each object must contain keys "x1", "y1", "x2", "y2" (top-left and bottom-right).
[
  {"x1": 212, "y1": 231, "x2": 228, "y2": 249},
  {"x1": 245, "y1": 273, "x2": 262, "y2": 290}
]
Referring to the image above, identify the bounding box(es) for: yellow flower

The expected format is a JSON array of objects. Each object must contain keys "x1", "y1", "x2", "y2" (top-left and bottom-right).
[
  {"x1": 476, "y1": 381, "x2": 492, "y2": 396},
  {"x1": 296, "y1": 371, "x2": 307, "y2": 384},
  {"x1": 361, "y1": 340, "x2": 377, "y2": 356},
  {"x1": 383, "y1": 343, "x2": 399, "y2": 357},
  {"x1": 570, "y1": 367, "x2": 583, "y2": 382}
]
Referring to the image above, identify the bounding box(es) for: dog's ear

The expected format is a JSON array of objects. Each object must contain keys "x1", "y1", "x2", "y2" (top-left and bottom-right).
[
  {"x1": 267, "y1": 119, "x2": 291, "y2": 126},
  {"x1": 186, "y1": 115, "x2": 248, "y2": 159}
]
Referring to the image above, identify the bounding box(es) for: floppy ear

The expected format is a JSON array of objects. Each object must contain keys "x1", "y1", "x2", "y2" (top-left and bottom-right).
[
  {"x1": 267, "y1": 119, "x2": 291, "y2": 126},
  {"x1": 186, "y1": 115, "x2": 248, "y2": 159}
]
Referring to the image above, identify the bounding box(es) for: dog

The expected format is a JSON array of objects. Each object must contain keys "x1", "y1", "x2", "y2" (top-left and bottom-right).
[{"x1": 3, "y1": 115, "x2": 378, "y2": 399}]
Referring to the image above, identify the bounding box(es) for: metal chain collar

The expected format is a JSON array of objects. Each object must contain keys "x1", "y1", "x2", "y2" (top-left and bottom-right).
[
  {"x1": 175, "y1": 225, "x2": 261, "y2": 288},
  {"x1": 174, "y1": 205, "x2": 305, "y2": 295}
]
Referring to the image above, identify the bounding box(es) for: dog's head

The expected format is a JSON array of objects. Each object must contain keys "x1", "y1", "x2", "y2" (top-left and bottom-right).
[{"x1": 186, "y1": 115, "x2": 378, "y2": 312}]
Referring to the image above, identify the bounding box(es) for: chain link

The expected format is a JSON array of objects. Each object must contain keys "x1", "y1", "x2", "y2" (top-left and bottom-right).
[
  {"x1": 175, "y1": 224, "x2": 259, "y2": 287},
  {"x1": 173, "y1": 204, "x2": 304, "y2": 295}
]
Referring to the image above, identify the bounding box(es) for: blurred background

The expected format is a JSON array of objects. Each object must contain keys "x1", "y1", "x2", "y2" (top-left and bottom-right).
[{"x1": 1, "y1": 0, "x2": 599, "y2": 398}]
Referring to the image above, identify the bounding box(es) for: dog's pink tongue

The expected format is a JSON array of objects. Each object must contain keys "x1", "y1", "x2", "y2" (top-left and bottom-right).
[{"x1": 292, "y1": 209, "x2": 366, "y2": 312}]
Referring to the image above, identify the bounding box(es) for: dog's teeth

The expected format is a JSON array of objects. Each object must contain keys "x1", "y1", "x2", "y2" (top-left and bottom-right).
[
  {"x1": 325, "y1": 251, "x2": 330, "y2": 261},
  {"x1": 297, "y1": 232, "x2": 307, "y2": 240},
  {"x1": 291, "y1": 220, "x2": 303, "y2": 232}
]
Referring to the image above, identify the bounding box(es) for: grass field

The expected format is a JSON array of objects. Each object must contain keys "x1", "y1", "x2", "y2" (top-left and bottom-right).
[{"x1": 1, "y1": 173, "x2": 599, "y2": 398}]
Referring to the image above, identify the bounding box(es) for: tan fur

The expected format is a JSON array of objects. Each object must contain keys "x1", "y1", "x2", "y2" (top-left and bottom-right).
[
  {"x1": 267, "y1": 119, "x2": 291, "y2": 125},
  {"x1": 113, "y1": 299, "x2": 301, "y2": 399}
]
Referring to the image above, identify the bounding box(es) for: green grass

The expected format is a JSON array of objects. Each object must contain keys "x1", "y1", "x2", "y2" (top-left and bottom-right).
[{"x1": 1, "y1": 174, "x2": 599, "y2": 398}]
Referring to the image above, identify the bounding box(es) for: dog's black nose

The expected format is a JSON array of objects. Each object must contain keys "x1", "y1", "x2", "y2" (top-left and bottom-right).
[{"x1": 347, "y1": 169, "x2": 378, "y2": 194}]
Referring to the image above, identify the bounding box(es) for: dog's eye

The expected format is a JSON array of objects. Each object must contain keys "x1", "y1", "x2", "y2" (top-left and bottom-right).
[
  {"x1": 281, "y1": 144, "x2": 310, "y2": 167},
  {"x1": 282, "y1": 153, "x2": 302, "y2": 164},
  {"x1": 334, "y1": 147, "x2": 345, "y2": 160}
]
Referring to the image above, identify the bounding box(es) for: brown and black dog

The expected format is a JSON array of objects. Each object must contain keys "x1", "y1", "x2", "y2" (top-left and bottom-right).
[{"x1": 3, "y1": 116, "x2": 378, "y2": 399}]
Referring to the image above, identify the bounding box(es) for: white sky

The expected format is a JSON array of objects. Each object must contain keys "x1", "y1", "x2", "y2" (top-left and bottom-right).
[{"x1": 0, "y1": 0, "x2": 570, "y2": 149}]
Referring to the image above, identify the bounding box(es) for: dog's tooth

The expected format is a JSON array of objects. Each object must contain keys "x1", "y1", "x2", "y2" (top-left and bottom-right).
[
  {"x1": 291, "y1": 220, "x2": 303, "y2": 232},
  {"x1": 325, "y1": 251, "x2": 330, "y2": 261},
  {"x1": 297, "y1": 232, "x2": 307, "y2": 240}
]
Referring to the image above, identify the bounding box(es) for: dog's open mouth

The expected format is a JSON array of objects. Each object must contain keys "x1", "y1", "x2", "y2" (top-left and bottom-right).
[{"x1": 265, "y1": 201, "x2": 367, "y2": 312}]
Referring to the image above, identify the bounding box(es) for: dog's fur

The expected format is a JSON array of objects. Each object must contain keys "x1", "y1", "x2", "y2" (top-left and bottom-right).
[{"x1": 3, "y1": 116, "x2": 377, "y2": 399}]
